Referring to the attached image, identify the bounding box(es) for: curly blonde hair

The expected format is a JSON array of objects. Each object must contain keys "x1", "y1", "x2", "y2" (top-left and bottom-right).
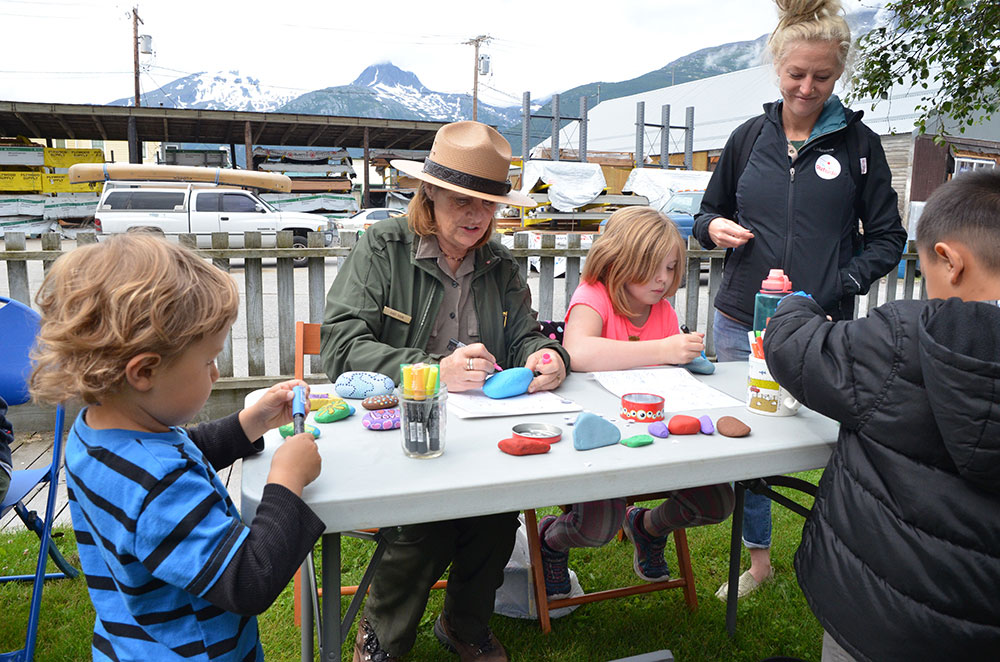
[
  {"x1": 768, "y1": 0, "x2": 852, "y2": 71},
  {"x1": 582, "y1": 207, "x2": 686, "y2": 318},
  {"x1": 30, "y1": 233, "x2": 239, "y2": 405}
]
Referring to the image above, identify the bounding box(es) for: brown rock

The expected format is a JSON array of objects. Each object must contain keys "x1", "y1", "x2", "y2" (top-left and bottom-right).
[
  {"x1": 717, "y1": 416, "x2": 751, "y2": 438},
  {"x1": 362, "y1": 394, "x2": 398, "y2": 410}
]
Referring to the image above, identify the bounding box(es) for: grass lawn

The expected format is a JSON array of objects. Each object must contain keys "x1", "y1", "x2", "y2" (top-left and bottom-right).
[{"x1": 0, "y1": 471, "x2": 823, "y2": 661}]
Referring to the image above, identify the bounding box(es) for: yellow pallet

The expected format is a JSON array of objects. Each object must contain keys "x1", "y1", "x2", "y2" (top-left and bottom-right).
[{"x1": 0, "y1": 171, "x2": 42, "y2": 191}]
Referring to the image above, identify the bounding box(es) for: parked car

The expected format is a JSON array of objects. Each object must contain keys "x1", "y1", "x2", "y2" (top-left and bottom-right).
[
  {"x1": 662, "y1": 189, "x2": 705, "y2": 243},
  {"x1": 335, "y1": 207, "x2": 405, "y2": 238},
  {"x1": 94, "y1": 182, "x2": 334, "y2": 266}
]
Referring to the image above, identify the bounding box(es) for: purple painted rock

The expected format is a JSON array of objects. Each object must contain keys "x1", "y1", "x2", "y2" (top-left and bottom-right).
[
  {"x1": 334, "y1": 371, "x2": 395, "y2": 399},
  {"x1": 362, "y1": 394, "x2": 399, "y2": 410},
  {"x1": 648, "y1": 420, "x2": 670, "y2": 438},
  {"x1": 699, "y1": 415, "x2": 715, "y2": 435},
  {"x1": 717, "y1": 416, "x2": 751, "y2": 438},
  {"x1": 483, "y1": 367, "x2": 533, "y2": 399},
  {"x1": 362, "y1": 408, "x2": 401, "y2": 430},
  {"x1": 498, "y1": 437, "x2": 550, "y2": 456},
  {"x1": 668, "y1": 415, "x2": 701, "y2": 435}
]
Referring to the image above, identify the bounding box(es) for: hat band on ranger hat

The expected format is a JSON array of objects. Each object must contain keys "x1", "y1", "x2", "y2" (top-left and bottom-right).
[{"x1": 423, "y1": 158, "x2": 512, "y2": 196}]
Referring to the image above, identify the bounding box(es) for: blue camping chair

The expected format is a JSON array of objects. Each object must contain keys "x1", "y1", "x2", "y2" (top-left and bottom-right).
[{"x1": 0, "y1": 296, "x2": 78, "y2": 662}]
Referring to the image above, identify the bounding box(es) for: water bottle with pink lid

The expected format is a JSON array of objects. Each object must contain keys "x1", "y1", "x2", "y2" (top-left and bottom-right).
[{"x1": 753, "y1": 268, "x2": 793, "y2": 333}]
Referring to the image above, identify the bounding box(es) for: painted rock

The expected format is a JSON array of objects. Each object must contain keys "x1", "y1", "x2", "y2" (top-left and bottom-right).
[
  {"x1": 309, "y1": 392, "x2": 336, "y2": 409},
  {"x1": 648, "y1": 421, "x2": 670, "y2": 438},
  {"x1": 498, "y1": 437, "x2": 550, "y2": 456},
  {"x1": 314, "y1": 399, "x2": 355, "y2": 423},
  {"x1": 621, "y1": 434, "x2": 654, "y2": 448},
  {"x1": 279, "y1": 423, "x2": 321, "y2": 438},
  {"x1": 483, "y1": 367, "x2": 533, "y2": 399},
  {"x1": 334, "y1": 371, "x2": 395, "y2": 399},
  {"x1": 699, "y1": 415, "x2": 715, "y2": 435},
  {"x1": 573, "y1": 412, "x2": 621, "y2": 450},
  {"x1": 667, "y1": 415, "x2": 701, "y2": 435},
  {"x1": 683, "y1": 354, "x2": 716, "y2": 375},
  {"x1": 362, "y1": 394, "x2": 398, "y2": 410},
  {"x1": 717, "y1": 416, "x2": 751, "y2": 438},
  {"x1": 362, "y1": 408, "x2": 401, "y2": 430}
]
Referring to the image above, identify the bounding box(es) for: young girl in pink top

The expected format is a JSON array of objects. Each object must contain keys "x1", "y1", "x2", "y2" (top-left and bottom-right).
[{"x1": 538, "y1": 207, "x2": 735, "y2": 594}]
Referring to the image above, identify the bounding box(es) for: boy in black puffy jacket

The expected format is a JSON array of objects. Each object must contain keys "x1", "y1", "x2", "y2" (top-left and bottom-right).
[{"x1": 763, "y1": 170, "x2": 1000, "y2": 662}]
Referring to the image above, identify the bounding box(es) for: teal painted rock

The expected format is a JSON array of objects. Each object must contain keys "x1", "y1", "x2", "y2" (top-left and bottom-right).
[
  {"x1": 573, "y1": 412, "x2": 621, "y2": 451},
  {"x1": 621, "y1": 434, "x2": 654, "y2": 448},
  {"x1": 483, "y1": 367, "x2": 533, "y2": 399},
  {"x1": 279, "y1": 422, "x2": 321, "y2": 438},
  {"x1": 648, "y1": 421, "x2": 670, "y2": 438},
  {"x1": 334, "y1": 371, "x2": 395, "y2": 399},
  {"x1": 314, "y1": 399, "x2": 355, "y2": 423},
  {"x1": 683, "y1": 354, "x2": 716, "y2": 375}
]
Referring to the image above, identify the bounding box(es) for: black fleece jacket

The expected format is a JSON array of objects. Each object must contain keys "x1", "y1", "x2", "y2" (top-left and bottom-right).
[{"x1": 694, "y1": 101, "x2": 906, "y2": 323}]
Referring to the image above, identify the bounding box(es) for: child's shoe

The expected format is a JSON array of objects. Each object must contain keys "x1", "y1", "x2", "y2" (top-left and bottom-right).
[
  {"x1": 622, "y1": 506, "x2": 671, "y2": 582},
  {"x1": 537, "y1": 515, "x2": 571, "y2": 597}
]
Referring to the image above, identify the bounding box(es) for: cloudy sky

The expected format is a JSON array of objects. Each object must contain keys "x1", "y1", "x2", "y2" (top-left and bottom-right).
[{"x1": 1, "y1": 0, "x2": 873, "y2": 107}]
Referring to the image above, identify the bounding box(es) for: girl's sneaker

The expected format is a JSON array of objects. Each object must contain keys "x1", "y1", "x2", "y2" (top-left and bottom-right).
[
  {"x1": 537, "y1": 515, "x2": 571, "y2": 597},
  {"x1": 623, "y1": 506, "x2": 671, "y2": 581}
]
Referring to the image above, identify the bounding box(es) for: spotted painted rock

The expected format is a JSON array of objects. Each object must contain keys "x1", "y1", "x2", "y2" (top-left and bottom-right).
[
  {"x1": 314, "y1": 399, "x2": 355, "y2": 423},
  {"x1": 334, "y1": 371, "x2": 395, "y2": 399},
  {"x1": 362, "y1": 408, "x2": 401, "y2": 430},
  {"x1": 717, "y1": 416, "x2": 751, "y2": 438},
  {"x1": 498, "y1": 437, "x2": 550, "y2": 456},
  {"x1": 279, "y1": 423, "x2": 321, "y2": 438},
  {"x1": 362, "y1": 394, "x2": 399, "y2": 410},
  {"x1": 667, "y1": 415, "x2": 701, "y2": 435}
]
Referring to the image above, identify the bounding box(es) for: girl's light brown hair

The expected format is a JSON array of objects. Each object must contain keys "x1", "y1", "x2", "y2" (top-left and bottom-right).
[
  {"x1": 768, "y1": 0, "x2": 851, "y2": 71},
  {"x1": 406, "y1": 182, "x2": 496, "y2": 250},
  {"x1": 30, "y1": 233, "x2": 239, "y2": 405},
  {"x1": 582, "y1": 207, "x2": 686, "y2": 318}
]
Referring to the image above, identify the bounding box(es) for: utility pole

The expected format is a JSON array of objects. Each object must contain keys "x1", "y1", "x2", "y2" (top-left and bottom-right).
[
  {"x1": 132, "y1": 7, "x2": 143, "y2": 107},
  {"x1": 464, "y1": 34, "x2": 490, "y2": 121}
]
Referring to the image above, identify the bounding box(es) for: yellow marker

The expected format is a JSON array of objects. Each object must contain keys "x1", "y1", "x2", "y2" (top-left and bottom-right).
[
  {"x1": 426, "y1": 364, "x2": 439, "y2": 397},
  {"x1": 402, "y1": 364, "x2": 415, "y2": 400},
  {"x1": 413, "y1": 363, "x2": 426, "y2": 401}
]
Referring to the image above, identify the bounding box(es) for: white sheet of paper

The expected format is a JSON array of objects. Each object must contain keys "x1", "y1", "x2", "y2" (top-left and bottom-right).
[
  {"x1": 447, "y1": 390, "x2": 582, "y2": 419},
  {"x1": 591, "y1": 367, "x2": 743, "y2": 412}
]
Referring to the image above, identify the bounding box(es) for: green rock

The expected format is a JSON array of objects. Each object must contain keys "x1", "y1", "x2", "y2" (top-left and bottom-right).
[
  {"x1": 620, "y1": 434, "x2": 654, "y2": 448},
  {"x1": 279, "y1": 423, "x2": 321, "y2": 438}
]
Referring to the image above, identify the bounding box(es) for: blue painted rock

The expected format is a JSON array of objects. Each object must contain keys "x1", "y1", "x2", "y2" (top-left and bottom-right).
[
  {"x1": 668, "y1": 415, "x2": 700, "y2": 435},
  {"x1": 699, "y1": 415, "x2": 715, "y2": 434},
  {"x1": 334, "y1": 371, "x2": 395, "y2": 399},
  {"x1": 621, "y1": 434, "x2": 654, "y2": 448},
  {"x1": 362, "y1": 394, "x2": 398, "y2": 410},
  {"x1": 483, "y1": 367, "x2": 533, "y2": 399},
  {"x1": 498, "y1": 437, "x2": 550, "y2": 456},
  {"x1": 647, "y1": 421, "x2": 670, "y2": 438},
  {"x1": 683, "y1": 354, "x2": 716, "y2": 375},
  {"x1": 362, "y1": 408, "x2": 401, "y2": 430},
  {"x1": 314, "y1": 399, "x2": 355, "y2": 423},
  {"x1": 279, "y1": 423, "x2": 321, "y2": 438},
  {"x1": 573, "y1": 412, "x2": 621, "y2": 451}
]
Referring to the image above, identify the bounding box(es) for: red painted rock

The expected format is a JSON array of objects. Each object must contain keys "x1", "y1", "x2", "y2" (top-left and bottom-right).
[
  {"x1": 667, "y1": 415, "x2": 701, "y2": 435},
  {"x1": 498, "y1": 437, "x2": 551, "y2": 456},
  {"x1": 717, "y1": 416, "x2": 751, "y2": 438}
]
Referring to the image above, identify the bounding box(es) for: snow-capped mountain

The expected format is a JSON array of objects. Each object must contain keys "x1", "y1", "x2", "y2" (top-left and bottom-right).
[
  {"x1": 278, "y1": 63, "x2": 522, "y2": 127},
  {"x1": 108, "y1": 70, "x2": 296, "y2": 112}
]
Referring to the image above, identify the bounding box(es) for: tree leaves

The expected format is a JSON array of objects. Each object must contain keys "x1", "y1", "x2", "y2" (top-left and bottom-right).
[{"x1": 848, "y1": 0, "x2": 1000, "y2": 141}]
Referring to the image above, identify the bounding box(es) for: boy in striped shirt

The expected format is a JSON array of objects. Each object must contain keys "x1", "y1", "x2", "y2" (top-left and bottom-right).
[{"x1": 30, "y1": 233, "x2": 323, "y2": 661}]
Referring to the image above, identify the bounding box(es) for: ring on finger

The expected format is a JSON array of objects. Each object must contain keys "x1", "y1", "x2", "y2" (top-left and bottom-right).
[{"x1": 466, "y1": 357, "x2": 474, "y2": 371}]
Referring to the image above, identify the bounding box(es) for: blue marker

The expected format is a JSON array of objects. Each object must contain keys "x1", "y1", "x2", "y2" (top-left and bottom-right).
[
  {"x1": 681, "y1": 325, "x2": 708, "y2": 359},
  {"x1": 292, "y1": 385, "x2": 306, "y2": 435}
]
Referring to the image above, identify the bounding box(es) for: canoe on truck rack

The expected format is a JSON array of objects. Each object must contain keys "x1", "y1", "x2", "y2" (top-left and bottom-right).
[{"x1": 67, "y1": 163, "x2": 292, "y2": 192}]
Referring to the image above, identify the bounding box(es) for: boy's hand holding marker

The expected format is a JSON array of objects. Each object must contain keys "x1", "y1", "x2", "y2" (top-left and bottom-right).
[{"x1": 239, "y1": 379, "x2": 310, "y2": 441}]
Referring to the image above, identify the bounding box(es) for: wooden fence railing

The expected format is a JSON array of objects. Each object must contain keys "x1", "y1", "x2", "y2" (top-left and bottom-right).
[{"x1": 2, "y1": 230, "x2": 924, "y2": 429}]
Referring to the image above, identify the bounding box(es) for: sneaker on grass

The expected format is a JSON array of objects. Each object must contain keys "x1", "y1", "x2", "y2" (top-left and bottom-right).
[
  {"x1": 622, "y1": 505, "x2": 671, "y2": 582},
  {"x1": 537, "y1": 515, "x2": 571, "y2": 597}
]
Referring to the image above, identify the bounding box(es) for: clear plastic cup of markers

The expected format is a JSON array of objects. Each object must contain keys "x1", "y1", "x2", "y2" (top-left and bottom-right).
[{"x1": 398, "y1": 385, "x2": 447, "y2": 459}]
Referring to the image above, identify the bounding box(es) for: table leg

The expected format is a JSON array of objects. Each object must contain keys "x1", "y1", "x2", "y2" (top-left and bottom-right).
[
  {"x1": 300, "y1": 555, "x2": 314, "y2": 662},
  {"x1": 321, "y1": 532, "x2": 341, "y2": 662},
  {"x1": 726, "y1": 482, "x2": 745, "y2": 637}
]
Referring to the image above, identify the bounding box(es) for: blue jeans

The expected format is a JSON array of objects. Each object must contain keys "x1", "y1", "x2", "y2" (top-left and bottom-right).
[{"x1": 713, "y1": 310, "x2": 771, "y2": 549}]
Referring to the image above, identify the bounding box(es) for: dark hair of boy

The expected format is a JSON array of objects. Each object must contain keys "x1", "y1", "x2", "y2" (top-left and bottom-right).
[{"x1": 917, "y1": 169, "x2": 1000, "y2": 272}]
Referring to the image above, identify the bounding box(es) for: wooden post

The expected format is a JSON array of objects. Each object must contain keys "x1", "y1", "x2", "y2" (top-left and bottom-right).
[
  {"x1": 244, "y1": 120, "x2": 253, "y2": 170},
  {"x1": 363, "y1": 126, "x2": 370, "y2": 208}
]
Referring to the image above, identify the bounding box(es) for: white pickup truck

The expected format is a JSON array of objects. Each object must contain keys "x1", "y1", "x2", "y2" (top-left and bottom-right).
[{"x1": 93, "y1": 182, "x2": 335, "y2": 259}]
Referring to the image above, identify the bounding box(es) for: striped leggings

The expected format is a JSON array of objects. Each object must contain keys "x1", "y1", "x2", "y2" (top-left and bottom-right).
[{"x1": 541, "y1": 483, "x2": 735, "y2": 552}]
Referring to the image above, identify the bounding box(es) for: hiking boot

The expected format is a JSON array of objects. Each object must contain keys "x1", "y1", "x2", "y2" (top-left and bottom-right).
[
  {"x1": 537, "y1": 514, "x2": 571, "y2": 597},
  {"x1": 434, "y1": 613, "x2": 508, "y2": 662},
  {"x1": 622, "y1": 506, "x2": 671, "y2": 582},
  {"x1": 353, "y1": 617, "x2": 399, "y2": 662}
]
